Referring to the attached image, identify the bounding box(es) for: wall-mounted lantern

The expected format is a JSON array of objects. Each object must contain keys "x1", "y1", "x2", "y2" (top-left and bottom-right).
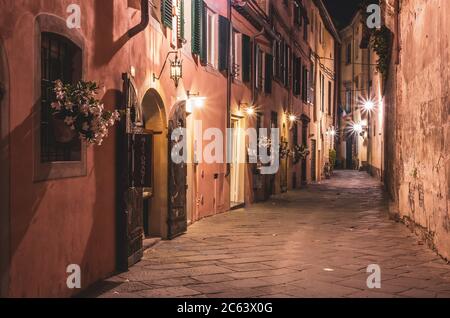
[
  {"x1": 239, "y1": 102, "x2": 256, "y2": 118},
  {"x1": 153, "y1": 51, "x2": 183, "y2": 88},
  {"x1": 288, "y1": 114, "x2": 298, "y2": 123},
  {"x1": 170, "y1": 56, "x2": 183, "y2": 88}
]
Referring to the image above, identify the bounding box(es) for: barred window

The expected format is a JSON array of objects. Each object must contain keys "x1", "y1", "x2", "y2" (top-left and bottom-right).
[{"x1": 41, "y1": 32, "x2": 82, "y2": 163}]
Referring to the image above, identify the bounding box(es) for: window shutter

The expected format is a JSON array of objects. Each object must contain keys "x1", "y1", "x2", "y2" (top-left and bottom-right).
[
  {"x1": 218, "y1": 15, "x2": 229, "y2": 72},
  {"x1": 200, "y1": 1, "x2": 207, "y2": 65},
  {"x1": 242, "y1": 34, "x2": 251, "y2": 83},
  {"x1": 281, "y1": 45, "x2": 284, "y2": 84},
  {"x1": 161, "y1": 0, "x2": 173, "y2": 29},
  {"x1": 265, "y1": 54, "x2": 273, "y2": 94},
  {"x1": 293, "y1": 57, "x2": 300, "y2": 96},
  {"x1": 285, "y1": 45, "x2": 290, "y2": 87},
  {"x1": 191, "y1": 0, "x2": 204, "y2": 57},
  {"x1": 178, "y1": 0, "x2": 185, "y2": 40}
]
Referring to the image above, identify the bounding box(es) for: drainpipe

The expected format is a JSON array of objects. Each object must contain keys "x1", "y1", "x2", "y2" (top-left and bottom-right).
[
  {"x1": 250, "y1": 29, "x2": 265, "y2": 106},
  {"x1": 127, "y1": 0, "x2": 150, "y2": 39},
  {"x1": 226, "y1": 0, "x2": 232, "y2": 177}
]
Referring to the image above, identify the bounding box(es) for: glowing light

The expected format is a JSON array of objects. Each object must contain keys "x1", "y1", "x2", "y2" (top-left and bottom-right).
[
  {"x1": 186, "y1": 96, "x2": 206, "y2": 113},
  {"x1": 288, "y1": 114, "x2": 297, "y2": 123},
  {"x1": 193, "y1": 97, "x2": 206, "y2": 108},
  {"x1": 330, "y1": 128, "x2": 337, "y2": 137},
  {"x1": 246, "y1": 107, "x2": 255, "y2": 116},
  {"x1": 353, "y1": 123, "x2": 363, "y2": 134},
  {"x1": 360, "y1": 98, "x2": 376, "y2": 114}
]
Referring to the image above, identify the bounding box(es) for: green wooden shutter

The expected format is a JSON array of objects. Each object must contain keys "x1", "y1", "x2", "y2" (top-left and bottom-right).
[
  {"x1": 178, "y1": 0, "x2": 185, "y2": 40},
  {"x1": 191, "y1": 0, "x2": 202, "y2": 55},
  {"x1": 218, "y1": 15, "x2": 229, "y2": 72},
  {"x1": 200, "y1": 1, "x2": 207, "y2": 65},
  {"x1": 293, "y1": 57, "x2": 298, "y2": 95},
  {"x1": 161, "y1": 0, "x2": 172, "y2": 29},
  {"x1": 265, "y1": 54, "x2": 273, "y2": 93},
  {"x1": 294, "y1": 57, "x2": 301, "y2": 95},
  {"x1": 242, "y1": 34, "x2": 251, "y2": 83}
]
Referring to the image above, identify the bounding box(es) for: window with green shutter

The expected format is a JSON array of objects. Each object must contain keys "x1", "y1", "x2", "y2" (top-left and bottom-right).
[
  {"x1": 191, "y1": 0, "x2": 204, "y2": 55},
  {"x1": 242, "y1": 34, "x2": 251, "y2": 83},
  {"x1": 218, "y1": 15, "x2": 229, "y2": 72},
  {"x1": 161, "y1": 0, "x2": 173, "y2": 29},
  {"x1": 293, "y1": 57, "x2": 301, "y2": 96},
  {"x1": 265, "y1": 54, "x2": 273, "y2": 93},
  {"x1": 178, "y1": 0, "x2": 185, "y2": 40}
]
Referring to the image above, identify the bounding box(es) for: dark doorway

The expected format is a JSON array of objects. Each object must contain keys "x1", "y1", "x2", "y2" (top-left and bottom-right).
[
  {"x1": 346, "y1": 138, "x2": 353, "y2": 169},
  {"x1": 311, "y1": 140, "x2": 317, "y2": 182},
  {"x1": 167, "y1": 102, "x2": 187, "y2": 239},
  {"x1": 301, "y1": 116, "x2": 309, "y2": 185}
]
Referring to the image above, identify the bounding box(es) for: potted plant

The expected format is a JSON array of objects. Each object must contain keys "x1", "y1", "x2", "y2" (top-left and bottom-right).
[
  {"x1": 292, "y1": 144, "x2": 310, "y2": 165},
  {"x1": 279, "y1": 141, "x2": 290, "y2": 160},
  {"x1": 329, "y1": 149, "x2": 337, "y2": 173},
  {"x1": 51, "y1": 80, "x2": 121, "y2": 146}
]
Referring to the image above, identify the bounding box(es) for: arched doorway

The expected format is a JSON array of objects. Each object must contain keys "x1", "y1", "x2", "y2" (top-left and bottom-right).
[
  {"x1": 0, "y1": 39, "x2": 10, "y2": 297},
  {"x1": 141, "y1": 89, "x2": 169, "y2": 239}
]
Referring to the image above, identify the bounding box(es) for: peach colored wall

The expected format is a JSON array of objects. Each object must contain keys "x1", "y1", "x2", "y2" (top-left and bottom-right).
[
  {"x1": 0, "y1": 0, "x2": 339, "y2": 296},
  {"x1": 0, "y1": 0, "x2": 131, "y2": 297}
]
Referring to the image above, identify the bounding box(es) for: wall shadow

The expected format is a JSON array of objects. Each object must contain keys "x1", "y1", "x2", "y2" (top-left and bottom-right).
[
  {"x1": 93, "y1": 0, "x2": 132, "y2": 67},
  {"x1": 79, "y1": 89, "x2": 124, "y2": 291}
]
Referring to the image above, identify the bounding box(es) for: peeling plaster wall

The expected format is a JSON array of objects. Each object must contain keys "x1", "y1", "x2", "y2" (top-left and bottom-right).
[{"x1": 384, "y1": 0, "x2": 450, "y2": 260}]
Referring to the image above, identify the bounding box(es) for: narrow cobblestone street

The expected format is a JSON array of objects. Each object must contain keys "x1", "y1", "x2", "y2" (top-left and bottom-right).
[{"x1": 89, "y1": 171, "x2": 450, "y2": 298}]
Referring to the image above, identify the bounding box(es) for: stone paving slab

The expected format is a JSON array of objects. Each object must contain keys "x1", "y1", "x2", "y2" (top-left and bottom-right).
[{"x1": 87, "y1": 171, "x2": 450, "y2": 298}]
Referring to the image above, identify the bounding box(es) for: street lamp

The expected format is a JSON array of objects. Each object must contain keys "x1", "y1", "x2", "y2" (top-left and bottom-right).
[
  {"x1": 352, "y1": 122, "x2": 363, "y2": 135},
  {"x1": 186, "y1": 91, "x2": 206, "y2": 114},
  {"x1": 330, "y1": 128, "x2": 337, "y2": 137},
  {"x1": 360, "y1": 98, "x2": 376, "y2": 114},
  {"x1": 153, "y1": 51, "x2": 183, "y2": 88},
  {"x1": 245, "y1": 106, "x2": 256, "y2": 116},
  {"x1": 170, "y1": 55, "x2": 183, "y2": 88},
  {"x1": 288, "y1": 114, "x2": 297, "y2": 123}
]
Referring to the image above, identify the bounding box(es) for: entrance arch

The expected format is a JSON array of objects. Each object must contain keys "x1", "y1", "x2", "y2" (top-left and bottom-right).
[
  {"x1": 0, "y1": 39, "x2": 10, "y2": 297},
  {"x1": 141, "y1": 89, "x2": 169, "y2": 239}
]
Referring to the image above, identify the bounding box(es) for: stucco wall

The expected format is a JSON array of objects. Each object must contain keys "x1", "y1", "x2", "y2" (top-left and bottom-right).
[
  {"x1": 0, "y1": 0, "x2": 133, "y2": 297},
  {"x1": 384, "y1": 0, "x2": 450, "y2": 260}
]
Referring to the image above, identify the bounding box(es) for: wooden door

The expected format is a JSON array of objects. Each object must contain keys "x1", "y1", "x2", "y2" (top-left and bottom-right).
[
  {"x1": 117, "y1": 73, "x2": 148, "y2": 270},
  {"x1": 168, "y1": 104, "x2": 187, "y2": 239}
]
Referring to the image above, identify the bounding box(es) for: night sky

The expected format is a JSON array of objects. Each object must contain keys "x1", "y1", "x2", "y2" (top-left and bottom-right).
[{"x1": 323, "y1": 0, "x2": 367, "y2": 29}]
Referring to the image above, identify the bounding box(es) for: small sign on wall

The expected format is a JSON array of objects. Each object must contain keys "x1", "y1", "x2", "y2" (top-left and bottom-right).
[{"x1": 133, "y1": 134, "x2": 152, "y2": 189}]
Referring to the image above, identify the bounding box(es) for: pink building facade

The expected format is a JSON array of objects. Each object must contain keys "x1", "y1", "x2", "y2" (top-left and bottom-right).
[{"x1": 0, "y1": 0, "x2": 338, "y2": 297}]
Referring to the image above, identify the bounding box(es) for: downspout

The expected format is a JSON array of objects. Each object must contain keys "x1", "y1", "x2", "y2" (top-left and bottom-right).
[
  {"x1": 251, "y1": 29, "x2": 265, "y2": 106},
  {"x1": 226, "y1": 0, "x2": 232, "y2": 177},
  {"x1": 127, "y1": 0, "x2": 150, "y2": 39}
]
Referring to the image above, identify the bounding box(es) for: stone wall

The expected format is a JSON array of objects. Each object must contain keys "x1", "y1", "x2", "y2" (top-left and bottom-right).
[{"x1": 384, "y1": 0, "x2": 450, "y2": 260}]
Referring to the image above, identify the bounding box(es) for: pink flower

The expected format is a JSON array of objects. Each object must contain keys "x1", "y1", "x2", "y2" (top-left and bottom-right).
[
  {"x1": 51, "y1": 102, "x2": 61, "y2": 111},
  {"x1": 64, "y1": 116, "x2": 75, "y2": 126}
]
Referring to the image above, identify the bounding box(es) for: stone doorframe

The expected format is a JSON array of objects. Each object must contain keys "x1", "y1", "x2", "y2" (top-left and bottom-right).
[{"x1": 0, "y1": 38, "x2": 10, "y2": 297}]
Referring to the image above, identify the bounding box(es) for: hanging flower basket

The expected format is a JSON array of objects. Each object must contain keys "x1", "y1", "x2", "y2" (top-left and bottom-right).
[
  {"x1": 51, "y1": 117, "x2": 77, "y2": 144},
  {"x1": 279, "y1": 141, "x2": 290, "y2": 160},
  {"x1": 51, "y1": 80, "x2": 121, "y2": 146},
  {"x1": 291, "y1": 144, "x2": 310, "y2": 164}
]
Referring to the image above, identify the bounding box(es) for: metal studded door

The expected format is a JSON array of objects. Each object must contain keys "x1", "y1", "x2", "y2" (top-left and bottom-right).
[
  {"x1": 117, "y1": 73, "x2": 147, "y2": 270},
  {"x1": 168, "y1": 103, "x2": 187, "y2": 239}
]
